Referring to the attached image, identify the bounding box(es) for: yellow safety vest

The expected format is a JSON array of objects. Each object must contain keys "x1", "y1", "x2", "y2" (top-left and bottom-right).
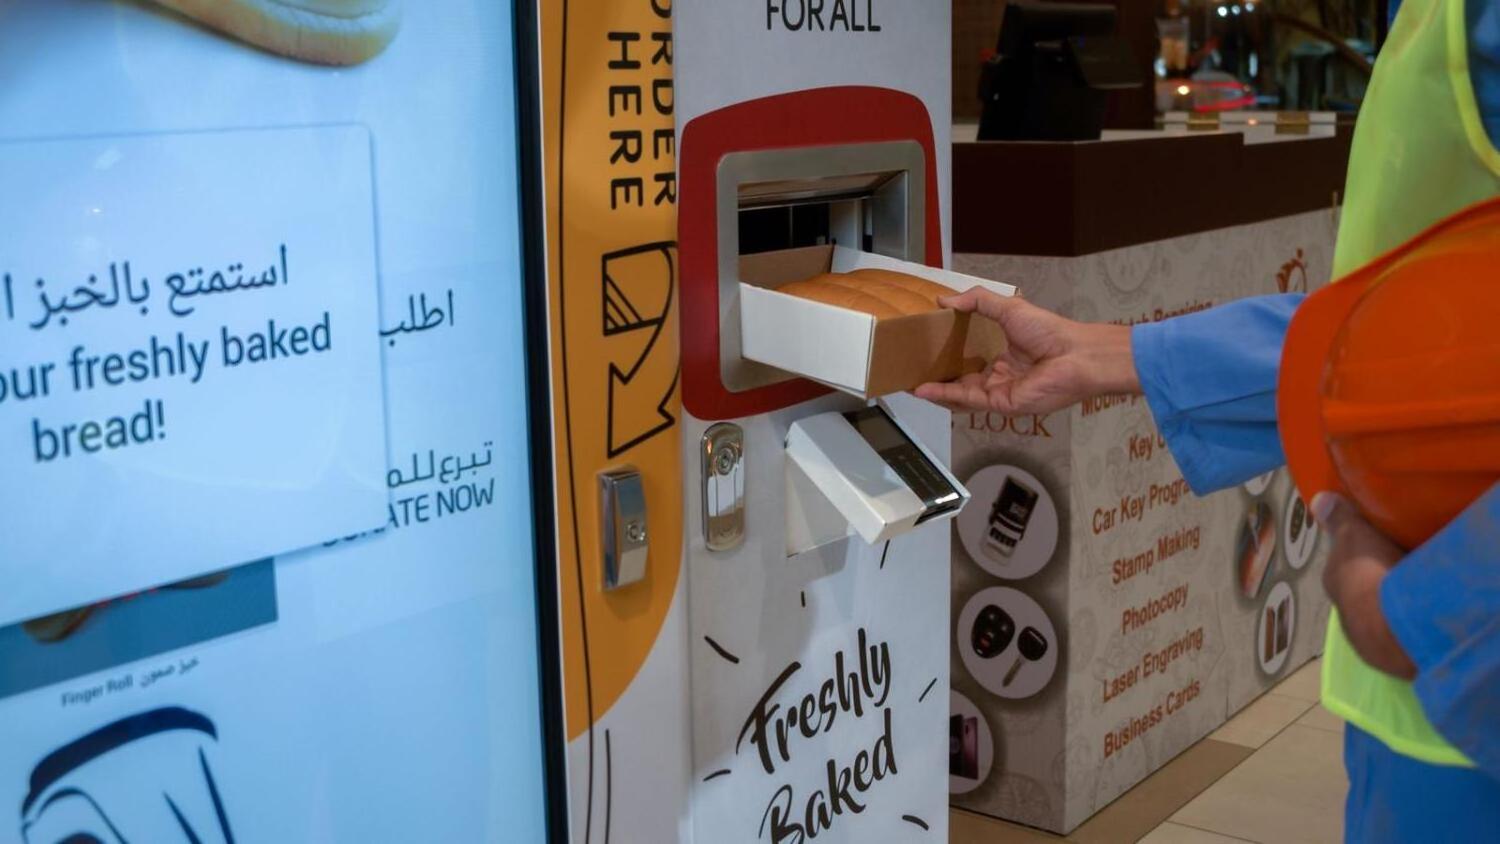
[{"x1": 1322, "y1": 0, "x2": 1500, "y2": 766}]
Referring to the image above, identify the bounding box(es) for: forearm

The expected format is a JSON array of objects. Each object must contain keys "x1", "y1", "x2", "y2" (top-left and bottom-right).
[{"x1": 1077, "y1": 322, "x2": 1140, "y2": 397}]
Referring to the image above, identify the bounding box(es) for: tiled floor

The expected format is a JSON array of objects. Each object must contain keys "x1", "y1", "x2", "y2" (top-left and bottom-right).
[{"x1": 952, "y1": 659, "x2": 1347, "y2": 844}]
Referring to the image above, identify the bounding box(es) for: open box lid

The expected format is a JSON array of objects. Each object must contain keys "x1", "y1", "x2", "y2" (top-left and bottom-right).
[{"x1": 739, "y1": 245, "x2": 1013, "y2": 398}]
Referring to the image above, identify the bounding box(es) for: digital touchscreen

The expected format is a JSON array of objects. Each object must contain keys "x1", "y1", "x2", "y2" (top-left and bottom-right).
[{"x1": 0, "y1": 2, "x2": 551, "y2": 840}]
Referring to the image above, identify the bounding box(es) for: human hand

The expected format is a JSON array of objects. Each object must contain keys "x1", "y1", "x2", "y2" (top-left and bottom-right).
[
  {"x1": 1312, "y1": 492, "x2": 1417, "y2": 680},
  {"x1": 913, "y1": 288, "x2": 1140, "y2": 414}
]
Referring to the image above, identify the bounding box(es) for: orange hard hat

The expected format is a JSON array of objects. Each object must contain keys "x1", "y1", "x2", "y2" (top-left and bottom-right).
[{"x1": 1280, "y1": 196, "x2": 1500, "y2": 550}]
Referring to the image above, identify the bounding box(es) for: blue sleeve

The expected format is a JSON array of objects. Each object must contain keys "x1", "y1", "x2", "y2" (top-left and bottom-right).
[
  {"x1": 1468, "y1": 0, "x2": 1500, "y2": 148},
  {"x1": 1129, "y1": 294, "x2": 1303, "y2": 495},
  {"x1": 1381, "y1": 482, "x2": 1500, "y2": 778}
]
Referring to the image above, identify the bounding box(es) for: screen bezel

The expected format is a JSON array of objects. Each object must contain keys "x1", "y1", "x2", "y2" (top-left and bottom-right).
[{"x1": 512, "y1": 1, "x2": 571, "y2": 839}]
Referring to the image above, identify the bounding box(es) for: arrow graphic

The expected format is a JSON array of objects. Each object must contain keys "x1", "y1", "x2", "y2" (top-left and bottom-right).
[{"x1": 602, "y1": 242, "x2": 678, "y2": 457}]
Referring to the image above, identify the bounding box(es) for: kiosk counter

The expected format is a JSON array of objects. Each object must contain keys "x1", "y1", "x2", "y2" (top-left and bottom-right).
[{"x1": 946, "y1": 126, "x2": 1351, "y2": 834}]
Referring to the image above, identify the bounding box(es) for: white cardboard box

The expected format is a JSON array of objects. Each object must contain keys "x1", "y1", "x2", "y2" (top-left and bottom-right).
[{"x1": 739, "y1": 245, "x2": 1014, "y2": 398}]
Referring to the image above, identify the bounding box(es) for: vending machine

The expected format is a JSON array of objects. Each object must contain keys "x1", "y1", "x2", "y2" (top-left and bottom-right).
[
  {"x1": 0, "y1": 1, "x2": 566, "y2": 841},
  {"x1": 538, "y1": 2, "x2": 1019, "y2": 842},
  {"x1": 672, "y1": 5, "x2": 997, "y2": 842}
]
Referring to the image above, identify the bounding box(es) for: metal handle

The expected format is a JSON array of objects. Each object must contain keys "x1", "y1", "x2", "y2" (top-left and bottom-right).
[
  {"x1": 600, "y1": 467, "x2": 648, "y2": 591},
  {"x1": 701, "y1": 423, "x2": 746, "y2": 552}
]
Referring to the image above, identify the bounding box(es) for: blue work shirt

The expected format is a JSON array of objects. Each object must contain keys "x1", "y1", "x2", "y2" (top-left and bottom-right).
[
  {"x1": 1131, "y1": 296, "x2": 1500, "y2": 781},
  {"x1": 1128, "y1": 3, "x2": 1500, "y2": 785}
]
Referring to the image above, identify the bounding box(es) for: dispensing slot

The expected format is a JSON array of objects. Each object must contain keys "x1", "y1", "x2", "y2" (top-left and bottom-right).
[{"x1": 717, "y1": 141, "x2": 926, "y2": 393}]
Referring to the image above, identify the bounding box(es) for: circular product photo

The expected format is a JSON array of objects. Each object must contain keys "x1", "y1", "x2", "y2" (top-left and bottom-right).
[
  {"x1": 949, "y1": 690, "x2": 997, "y2": 794},
  {"x1": 1256, "y1": 581, "x2": 1297, "y2": 676},
  {"x1": 1282, "y1": 489, "x2": 1319, "y2": 571},
  {"x1": 1235, "y1": 500, "x2": 1278, "y2": 599},
  {"x1": 957, "y1": 465, "x2": 1059, "y2": 580},
  {"x1": 957, "y1": 587, "x2": 1060, "y2": 700}
]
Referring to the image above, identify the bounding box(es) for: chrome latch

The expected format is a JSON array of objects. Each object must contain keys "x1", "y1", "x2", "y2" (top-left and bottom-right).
[
  {"x1": 702, "y1": 423, "x2": 746, "y2": 551},
  {"x1": 600, "y1": 467, "x2": 648, "y2": 590}
]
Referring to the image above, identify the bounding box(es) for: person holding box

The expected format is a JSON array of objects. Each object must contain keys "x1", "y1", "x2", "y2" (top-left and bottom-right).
[{"x1": 920, "y1": 0, "x2": 1500, "y2": 839}]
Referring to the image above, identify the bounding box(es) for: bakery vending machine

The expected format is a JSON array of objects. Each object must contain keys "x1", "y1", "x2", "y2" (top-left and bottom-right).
[
  {"x1": 539, "y1": 1, "x2": 1018, "y2": 841},
  {"x1": 0, "y1": 1, "x2": 567, "y2": 842},
  {"x1": 672, "y1": 4, "x2": 1011, "y2": 842}
]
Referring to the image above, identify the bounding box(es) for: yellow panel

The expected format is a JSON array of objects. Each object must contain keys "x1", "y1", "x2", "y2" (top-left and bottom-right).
[{"x1": 539, "y1": 0, "x2": 682, "y2": 742}]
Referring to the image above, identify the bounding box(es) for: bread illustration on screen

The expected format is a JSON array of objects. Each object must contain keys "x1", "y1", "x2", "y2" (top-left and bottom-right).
[
  {"x1": 20, "y1": 607, "x2": 97, "y2": 644},
  {"x1": 19, "y1": 570, "x2": 231, "y2": 645},
  {"x1": 146, "y1": 0, "x2": 402, "y2": 66}
]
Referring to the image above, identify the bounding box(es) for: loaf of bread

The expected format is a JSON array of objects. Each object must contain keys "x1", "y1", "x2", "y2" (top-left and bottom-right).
[
  {"x1": 149, "y1": 0, "x2": 400, "y2": 66},
  {"x1": 813, "y1": 274, "x2": 935, "y2": 315},
  {"x1": 777, "y1": 269, "x2": 957, "y2": 319},
  {"x1": 845, "y1": 268, "x2": 959, "y2": 304},
  {"x1": 777, "y1": 277, "x2": 903, "y2": 318}
]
